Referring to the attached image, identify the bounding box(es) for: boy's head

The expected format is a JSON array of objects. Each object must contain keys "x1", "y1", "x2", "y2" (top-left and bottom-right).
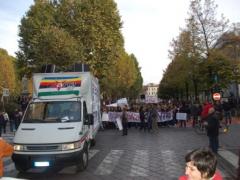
[{"x1": 185, "y1": 148, "x2": 217, "y2": 179}]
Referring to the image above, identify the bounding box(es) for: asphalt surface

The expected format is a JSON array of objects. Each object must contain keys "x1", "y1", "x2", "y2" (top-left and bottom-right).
[{"x1": 2, "y1": 122, "x2": 239, "y2": 180}]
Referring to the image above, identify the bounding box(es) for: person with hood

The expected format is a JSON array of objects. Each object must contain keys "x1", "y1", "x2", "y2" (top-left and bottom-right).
[{"x1": 0, "y1": 137, "x2": 14, "y2": 177}]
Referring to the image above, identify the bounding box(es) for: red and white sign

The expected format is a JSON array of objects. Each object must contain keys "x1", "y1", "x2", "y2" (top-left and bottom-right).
[{"x1": 213, "y1": 93, "x2": 221, "y2": 101}]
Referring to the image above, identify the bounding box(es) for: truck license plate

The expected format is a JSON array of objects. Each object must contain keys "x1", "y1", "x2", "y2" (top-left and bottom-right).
[{"x1": 34, "y1": 161, "x2": 50, "y2": 167}]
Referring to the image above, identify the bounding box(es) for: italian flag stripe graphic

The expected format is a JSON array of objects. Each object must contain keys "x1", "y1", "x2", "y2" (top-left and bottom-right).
[{"x1": 38, "y1": 90, "x2": 79, "y2": 96}]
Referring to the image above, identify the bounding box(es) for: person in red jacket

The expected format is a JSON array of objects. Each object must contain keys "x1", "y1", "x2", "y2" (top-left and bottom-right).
[
  {"x1": 0, "y1": 137, "x2": 14, "y2": 177},
  {"x1": 179, "y1": 148, "x2": 222, "y2": 180},
  {"x1": 201, "y1": 101, "x2": 213, "y2": 120}
]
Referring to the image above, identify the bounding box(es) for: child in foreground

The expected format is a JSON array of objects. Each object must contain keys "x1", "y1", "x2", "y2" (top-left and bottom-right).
[{"x1": 179, "y1": 148, "x2": 222, "y2": 180}]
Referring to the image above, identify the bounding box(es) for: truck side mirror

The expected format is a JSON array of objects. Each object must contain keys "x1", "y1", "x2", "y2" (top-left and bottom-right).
[
  {"x1": 88, "y1": 114, "x2": 94, "y2": 125},
  {"x1": 84, "y1": 114, "x2": 94, "y2": 125}
]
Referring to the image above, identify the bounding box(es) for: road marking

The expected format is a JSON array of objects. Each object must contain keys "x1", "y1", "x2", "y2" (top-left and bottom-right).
[
  {"x1": 162, "y1": 150, "x2": 182, "y2": 178},
  {"x1": 95, "y1": 150, "x2": 123, "y2": 175},
  {"x1": 218, "y1": 149, "x2": 238, "y2": 168},
  {"x1": 89, "y1": 149, "x2": 99, "y2": 160},
  {"x1": 130, "y1": 150, "x2": 149, "y2": 176}
]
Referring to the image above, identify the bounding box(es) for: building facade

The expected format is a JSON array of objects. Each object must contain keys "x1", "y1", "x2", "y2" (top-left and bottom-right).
[{"x1": 144, "y1": 83, "x2": 159, "y2": 97}]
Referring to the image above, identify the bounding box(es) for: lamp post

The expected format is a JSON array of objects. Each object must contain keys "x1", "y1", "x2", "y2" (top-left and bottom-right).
[{"x1": 233, "y1": 67, "x2": 239, "y2": 111}]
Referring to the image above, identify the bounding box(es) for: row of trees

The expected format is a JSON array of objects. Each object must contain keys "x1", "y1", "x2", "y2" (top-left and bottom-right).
[
  {"x1": 158, "y1": 0, "x2": 240, "y2": 101},
  {"x1": 0, "y1": 49, "x2": 18, "y2": 96},
  {"x1": 1, "y1": 0, "x2": 143, "y2": 102}
]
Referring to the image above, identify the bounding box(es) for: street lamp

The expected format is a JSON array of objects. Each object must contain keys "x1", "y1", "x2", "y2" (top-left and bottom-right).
[{"x1": 233, "y1": 67, "x2": 239, "y2": 110}]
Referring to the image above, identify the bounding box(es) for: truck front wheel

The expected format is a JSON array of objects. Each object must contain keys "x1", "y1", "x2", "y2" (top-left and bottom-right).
[
  {"x1": 76, "y1": 146, "x2": 88, "y2": 172},
  {"x1": 90, "y1": 139, "x2": 96, "y2": 147}
]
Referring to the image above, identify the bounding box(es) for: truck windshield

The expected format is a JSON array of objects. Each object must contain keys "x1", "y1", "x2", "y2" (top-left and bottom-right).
[{"x1": 23, "y1": 101, "x2": 81, "y2": 123}]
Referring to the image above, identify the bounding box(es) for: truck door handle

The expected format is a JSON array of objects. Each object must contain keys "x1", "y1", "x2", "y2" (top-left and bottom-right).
[
  {"x1": 21, "y1": 128, "x2": 35, "y2": 130},
  {"x1": 58, "y1": 127, "x2": 74, "y2": 130}
]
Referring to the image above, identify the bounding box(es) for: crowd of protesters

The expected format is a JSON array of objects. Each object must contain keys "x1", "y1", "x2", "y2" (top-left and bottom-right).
[
  {"x1": 102, "y1": 98, "x2": 234, "y2": 131},
  {"x1": 0, "y1": 95, "x2": 31, "y2": 137}
]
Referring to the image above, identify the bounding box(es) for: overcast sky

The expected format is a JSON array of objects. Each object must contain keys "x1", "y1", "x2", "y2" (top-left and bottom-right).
[{"x1": 0, "y1": 0, "x2": 240, "y2": 85}]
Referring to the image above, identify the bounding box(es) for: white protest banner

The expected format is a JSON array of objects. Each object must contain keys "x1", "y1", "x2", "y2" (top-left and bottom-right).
[
  {"x1": 106, "y1": 103, "x2": 117, "y2": 107},
  {"x1": 158, "y1": 111, "x2": 173, "y2": 122},
  {"x1": 145, "y1": 96, "x2": 159, "y2": 104},
  {"x1": 2, "y1": 88, "x2": 9, "y2": 97},
  {"x1": 107, "y1": 111, "x2": 173, "y2": 123},
  {"x1": 176, "y1": 113, "x2": 187, "y2": 120},
  {"x1": 116, "y1": 117, "x2": 123, "y2": 130},
  {"x1": 102, "y1": 112, "x2": 109, "y2": 122},
  {"x1": 117, "y1": 98, "x2": 128, "y2": 107}
]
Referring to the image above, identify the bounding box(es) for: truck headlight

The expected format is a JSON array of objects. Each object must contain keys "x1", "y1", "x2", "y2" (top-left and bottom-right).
[
  {"x1": 14, "y1": 144, "x2": 24, "y2": 151},
  {"x1": 61, "y1": 141, "x2": 81, "y2": 151}
]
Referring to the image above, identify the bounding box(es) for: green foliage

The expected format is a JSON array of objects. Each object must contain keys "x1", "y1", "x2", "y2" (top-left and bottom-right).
[
  {"x1": 128, "y1": 54, "x2": 143, "y2": 99},
  {"x1": 17, "y1": 0, "x2": 142, "y2": 100},
  {"x1": 159, "y1": 0, "x2": 232, "y2": 101},
  {"x1": 0, "y1": 48, "x2": 19, "y2": 95},
  {"x1": 188, "y1": 0, "x2": 229, "y2": 57},
  {"x1": 32, "y1": 25, "x2": 79, "y2": 67}
]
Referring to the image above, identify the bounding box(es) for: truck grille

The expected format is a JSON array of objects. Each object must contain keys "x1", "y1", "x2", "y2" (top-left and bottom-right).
[{"x1": 26, "y1": 145, "x2": 60, "y2": 151}]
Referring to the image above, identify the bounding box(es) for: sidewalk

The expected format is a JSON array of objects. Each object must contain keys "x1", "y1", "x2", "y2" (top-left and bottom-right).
[
  {"x1": 231, "y1": 116, "x2": 240, "y2": 124},
  {"x1": 1, "y1": 124, "x2": 15, "y2": 143},
  {"x1": 184, "y1": 116, "x2": 240, "y2": 128}
]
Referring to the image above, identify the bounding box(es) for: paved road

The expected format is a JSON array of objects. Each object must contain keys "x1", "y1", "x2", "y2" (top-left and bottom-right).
[{"x1": 2, "y1": 124, "x2": 239, "y2": 180}]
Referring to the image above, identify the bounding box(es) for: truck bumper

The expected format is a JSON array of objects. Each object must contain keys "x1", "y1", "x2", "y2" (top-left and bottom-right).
[{"x1": 12, "y1": 150, "x2": 83, "y2": 169}]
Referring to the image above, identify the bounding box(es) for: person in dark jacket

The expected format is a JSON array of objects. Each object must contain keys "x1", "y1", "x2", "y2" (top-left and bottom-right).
[
  {"x1": 222, "y1": 100, "x2": 232, "y2": 126},
  {"x1": 190, "y1": 102, "x2": 201, "y2": 127},
  {"x1": 121, "y1": 106, "x2": 128, "y2": 136},
  {"x1": 139, "y1": 106, "x2": 146, "y2": 131},
  {"x1": 205, "y1": 107, "x2": 220, "y2": 154},
  {"x1": 0, "y1": 112, "x2": 5, "y2": 137}
]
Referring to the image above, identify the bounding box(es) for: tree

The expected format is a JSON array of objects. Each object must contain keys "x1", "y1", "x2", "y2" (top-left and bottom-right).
[
  {"x1": 128, "y1": 54, "x2": 143, "y2": 99},
  {"x1": 17, "y1": 0, "x2": 143, "y2": 100},
  {"x1": 188, "y1": 0, "x2": 229, "y2": 58},
  {"x1": 0, "y1": 48, "x2": 18, "y2": 95},
  {"x1": 17, "y1": 0, "x2": 124, "y2": 79},
  {"x1": 164, "y1": 30, "x2": 203, "y2": 100},
  {"x1": 101, "y1": 52, "x2": 141, "y2": 100}
]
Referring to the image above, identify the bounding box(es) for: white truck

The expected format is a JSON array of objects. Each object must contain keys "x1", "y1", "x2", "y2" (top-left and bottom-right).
[{"x1": 12, "y1": 72, "x2": 101, "y2": 173}]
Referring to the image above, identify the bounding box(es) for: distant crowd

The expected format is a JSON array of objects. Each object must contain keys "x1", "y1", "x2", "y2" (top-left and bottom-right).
[
  {"x1": 0, "y1": 95, "x2": 31, "y2": 137},
  {"x1": 101, "y1": 99, "x2": 234, "y2": 130}
]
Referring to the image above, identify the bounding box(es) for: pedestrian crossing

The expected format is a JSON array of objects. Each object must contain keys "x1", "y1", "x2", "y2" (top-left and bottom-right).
[
  {"x1": 3, "y1": 148, "x2": 238, "y2": 178},
  {"x1": 129, "y1": 150, "x2": 149, "y2": 176},
  {"x1": 95, "y1": 150, "x2": 124, "y2": 175},
  {"x1": 218, "y1": 149, "x2": 238, "y2": 168}
]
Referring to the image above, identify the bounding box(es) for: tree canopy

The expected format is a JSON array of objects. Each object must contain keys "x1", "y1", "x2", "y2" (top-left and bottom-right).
[
  {"x1": 159, "y1": 0, "x2": 237, "y2": 101},
  {"x1": 0, "y1": 48, "x2": 18, "y2": 96},
  {"x1": 16, "y1": 0, "x2": 143, "y2": 100}
]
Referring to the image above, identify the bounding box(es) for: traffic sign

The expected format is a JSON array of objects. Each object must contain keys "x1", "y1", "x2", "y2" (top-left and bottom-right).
[
  {"x1": 213, "y1": 93, "x2": 221, "y2": 101},
  {"x1": 2, "y1": 88, "x2": 9, "y2": 97}
]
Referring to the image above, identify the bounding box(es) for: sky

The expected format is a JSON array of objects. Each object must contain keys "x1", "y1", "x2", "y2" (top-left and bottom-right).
[{"x1": 0, "y1": 0, "x2": 240, "y2": 85}]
